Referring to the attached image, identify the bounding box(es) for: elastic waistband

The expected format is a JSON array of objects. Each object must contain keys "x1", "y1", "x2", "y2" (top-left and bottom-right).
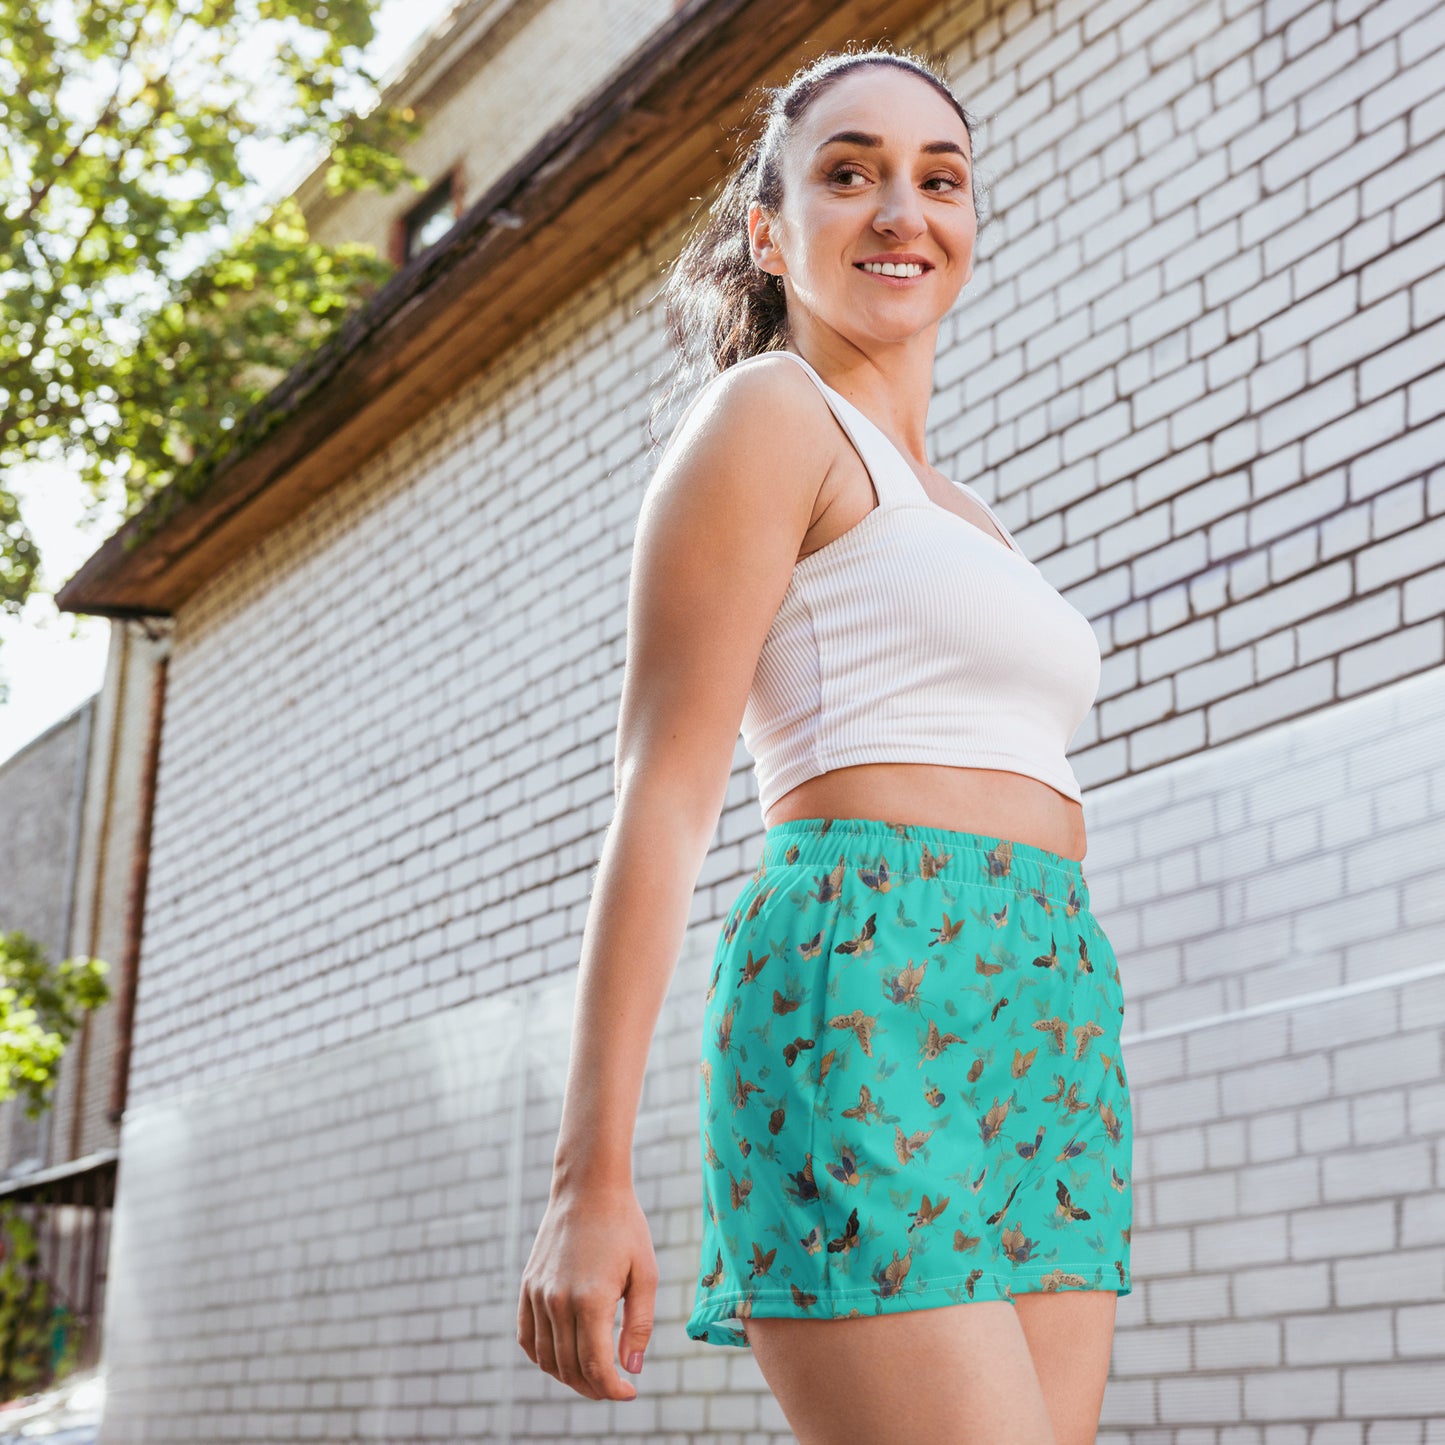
[{"x1": 758, "y1": 816, "x2": 1089, "y2": 904}]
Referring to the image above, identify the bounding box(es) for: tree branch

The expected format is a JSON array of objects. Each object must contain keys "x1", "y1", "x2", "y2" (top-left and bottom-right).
[{"x1": 23, "y1": 8, "x2": 146, "y2": 220}]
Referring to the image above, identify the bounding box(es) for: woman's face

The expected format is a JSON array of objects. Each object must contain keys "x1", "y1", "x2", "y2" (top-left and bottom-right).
[{"x1": 751, "y1": 66, "x2": 976, "y2": 347}]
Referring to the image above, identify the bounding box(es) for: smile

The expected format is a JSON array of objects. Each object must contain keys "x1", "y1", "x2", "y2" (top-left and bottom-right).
[{"x1": 855, "y1": 260, "x2": 931, "y2": 282}]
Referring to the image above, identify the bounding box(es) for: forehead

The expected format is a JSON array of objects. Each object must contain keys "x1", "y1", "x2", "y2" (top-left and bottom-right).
[{"x1": 795, "y1": 65, "x2": 971, "y2": 155}]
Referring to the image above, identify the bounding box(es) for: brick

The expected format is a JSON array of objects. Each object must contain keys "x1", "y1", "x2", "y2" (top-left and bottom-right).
[
  {"x1": 1173, "y1": 649, "x2": 1254, "y2": 714},
  {"x1": 1335, "y1": 1031, "x2": 1443, "y2": 1095},
  {"x1": 1340, "y1": 615, "x2": 1445, "y2": 693},
  {"x1": 1239, "y1": 1159, "x2": 1322, "y2": 1215},
  {"x1": 1335, "y1": 1247, "x2": 1445, "y2": 1307},
  {"x1": 1356, "y1": 514, "x2": 1445, "y2": 589},
  {"x1": 1292, "y1": 1202, "x2": 1398, "y2": 1259},
  {"x1": 1234, "y1": 1261, "x2": 1333, "y2": 1317},
  {"x1": 1344, "y1": 1363, "x2": 1445, "y2": 1416},
  {"x1": 1209, "y1": 659, "x2": 1337, "y2": 743},
  {"x1": 1396, "y1": 1302, "x2": 1445, "y2": 1357},
  {"x1": 1195, "y1": 1212, "x2": 1291, "y2": 1268},
  {"x1": 1158, "y1": 1371, "x2": 1245, "y2": 1422},
  {"x1": 1361, "y1": 219, "x2": 1445, "y2": 310},
  {"x1": 1398, "y1": 976, "x2": 1445, "y2": 1034},
  {"x1": 1401, "y1": 1192, "x2": 1445, "y2": 1247},
  {"x1": 1242, "y1": 1367, "x2": 1341, "y2": 1419},
  {"x1": 1361, "y1": 317, "x2": 1445, "y2": 403},
  {"x1": 1267, "y1": 524, "x2": 1329, "y2": 596},
  {"x1": 1148, "y1": 1271, "x2": 1232, "y2": 1324},
  {"x1": 1286, "y1": 1309, "x2": 1395, "y2": 1363},
  {"x1": 1404, "y1": 562, "x2": 1445, "y2": 628},
  {"x1": 1218, "y1": 560, "x2": 1354, "y2": 651},
  {"x1": 1195, "y1": 1318, "x2": 1283, "y2": 1370},
  {"x1": 1361, "y1": 0, "x2": 1440, "y2": 47},
  {"x1": 1144, "y1": 1080, "x2": 1225, "y2": 1132},
  {"x1": 1112, "y1": 1322, "x2": 1191, "y2": 1375},
  {"x1": 1132, "y1": 534, "x2": 1213, "y2": 595},
  {"x1": 1131, "y1": 710, "x2": 1211, "y2": 769}
]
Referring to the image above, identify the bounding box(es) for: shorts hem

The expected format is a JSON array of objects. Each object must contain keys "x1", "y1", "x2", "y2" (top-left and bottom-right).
[{"x1": 686, "y1": 1264, "x2": 1133, "y2": 1348}]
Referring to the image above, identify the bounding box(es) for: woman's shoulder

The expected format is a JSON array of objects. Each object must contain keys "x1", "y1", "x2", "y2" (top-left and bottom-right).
[{"x1": 660, "y1": 350, "x2": 829, "y2": 462}]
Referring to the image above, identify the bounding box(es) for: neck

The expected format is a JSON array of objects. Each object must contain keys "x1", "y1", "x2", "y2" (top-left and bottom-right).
[{"x1": 784, "y1": 333, "x2": 938, "y2": 464}]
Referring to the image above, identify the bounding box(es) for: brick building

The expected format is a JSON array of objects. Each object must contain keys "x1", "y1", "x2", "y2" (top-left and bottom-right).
[{"x1": 52, "y1": 0, "x2": 1445, "y2": 1439}]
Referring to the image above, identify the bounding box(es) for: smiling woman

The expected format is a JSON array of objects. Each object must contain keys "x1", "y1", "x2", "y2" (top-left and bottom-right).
[
  {"x1": 519, "y1": 44, "x2": 1130, "y2": 1445},
  {"x1": 647, "y1": 52, "x2": 992, "y2": 408}
]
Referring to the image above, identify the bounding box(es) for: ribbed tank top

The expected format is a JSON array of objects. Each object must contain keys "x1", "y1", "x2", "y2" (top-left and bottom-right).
[{"x1": 739, "y1": 348, "x2": 1102, "y2": 812}]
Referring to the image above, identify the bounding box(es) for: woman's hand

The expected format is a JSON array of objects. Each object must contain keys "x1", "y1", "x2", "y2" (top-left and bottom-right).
[{"x1": 517, "y1": 1180, "x2": 657, "y2": 1401}]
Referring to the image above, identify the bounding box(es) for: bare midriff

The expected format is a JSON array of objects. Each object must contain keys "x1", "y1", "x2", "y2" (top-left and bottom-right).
[{"x1": 762, "y1": 764, "x2": 1087, "y2": 862}]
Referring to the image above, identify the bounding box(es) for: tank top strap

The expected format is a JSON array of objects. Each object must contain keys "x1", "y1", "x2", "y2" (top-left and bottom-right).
[{"x1": 772, "y1": 350, "x2": 928, "y2": 510}]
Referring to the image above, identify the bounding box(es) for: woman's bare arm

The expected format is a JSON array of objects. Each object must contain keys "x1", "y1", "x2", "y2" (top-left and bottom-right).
[
  {"x1": 550, "y1": 355, "x2": 835, "y2": 1195},
  {"x1": 515, "y1": 356, "x2": 840, "y2": 1404}
]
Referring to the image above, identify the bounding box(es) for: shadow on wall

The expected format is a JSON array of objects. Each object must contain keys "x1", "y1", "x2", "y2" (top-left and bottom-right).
[{"x1": 96, "y1": 667, "x2": 1445, "y2": 1443}]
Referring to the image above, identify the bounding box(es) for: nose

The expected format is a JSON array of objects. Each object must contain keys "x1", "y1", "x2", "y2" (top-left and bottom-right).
[{"x1": 871, "y1": 178, "x2": 926, "y2": 240}]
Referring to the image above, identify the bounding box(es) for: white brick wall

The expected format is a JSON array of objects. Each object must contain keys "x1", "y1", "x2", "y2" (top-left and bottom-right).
[
  {"x1": 102, "y1": 669, "x2": 1445, "y2": 1443},
  {"x1": 102, "y1": 0, "x2": 1445, "y2": 1438},
  {"x1": 1085, "y1": 675, "x2": 1445, "y2": 1440},
  {"x1": 931, "y1": 0, "x2": 1445, "y2": 793}
]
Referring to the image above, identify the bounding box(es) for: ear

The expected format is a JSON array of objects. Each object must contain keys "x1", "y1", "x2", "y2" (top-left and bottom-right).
[{"x1": 748, "y1": 201, "x2": 786, "y2": 281}]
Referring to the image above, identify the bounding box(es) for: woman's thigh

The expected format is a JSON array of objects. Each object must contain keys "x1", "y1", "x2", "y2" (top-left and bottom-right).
[
  {"x1": 1013, "y1": 1290, "x2": 1118, "y2": 1445},
  {"x1": 746, "y1": 1300, "x2": 1058, "y2": 1445}
]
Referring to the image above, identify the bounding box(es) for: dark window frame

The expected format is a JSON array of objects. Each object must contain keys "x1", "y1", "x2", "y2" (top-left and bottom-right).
[{"x1": 393, "y1": 166, "x2": 465, "y2": 265}]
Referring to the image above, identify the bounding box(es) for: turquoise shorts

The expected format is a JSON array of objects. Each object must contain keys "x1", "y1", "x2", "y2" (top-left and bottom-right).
[{"x1": 685, "y1": 816, "x2": 1134, "y2": 1349}]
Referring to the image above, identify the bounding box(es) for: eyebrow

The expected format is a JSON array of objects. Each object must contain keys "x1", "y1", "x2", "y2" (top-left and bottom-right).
[{"x1": 814, "y1": 129, "x2": 971, "y2": 167}]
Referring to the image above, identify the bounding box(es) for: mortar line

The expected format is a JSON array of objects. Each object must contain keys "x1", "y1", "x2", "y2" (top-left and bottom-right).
[{"x1": 1120, "y1": 958, "x2": 1445, "y2": 1046}]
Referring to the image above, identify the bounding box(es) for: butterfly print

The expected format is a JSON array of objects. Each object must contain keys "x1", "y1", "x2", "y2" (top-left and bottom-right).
[{"x1": 686, "y1": 817, "x2": 1133, "y2": 1351}]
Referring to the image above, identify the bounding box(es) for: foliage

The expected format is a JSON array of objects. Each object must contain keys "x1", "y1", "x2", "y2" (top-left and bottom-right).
[
  {"x1": 0, "y1": 0, "x2": 428, "y2": 608},
  {"x1": 0, "y1": 929, "x2": 110, "y2": 1120},
  {"x1": 0, "y1": 1203, "x2": 81, "y2": 1397},
  {"x1": 0, "y1": 484, "x2": 38, "y2": 624}
]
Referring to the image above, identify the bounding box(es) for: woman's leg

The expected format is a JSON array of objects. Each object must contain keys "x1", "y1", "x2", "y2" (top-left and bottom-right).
[
  {"x1": 746, "y1": 1300, "x2": 1059, "y2": 1445},
  {"x1": 1013, "y1": 1290, "x2": 1118, "y2": 1445}
]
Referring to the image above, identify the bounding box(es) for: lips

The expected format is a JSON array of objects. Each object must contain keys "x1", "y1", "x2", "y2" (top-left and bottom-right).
[
  {"x1": 854, "y1": 256, "x2": 934, "y2": 269},
  {"x1": 854, "y1": 259, "x2": 933, "y2": 281}
]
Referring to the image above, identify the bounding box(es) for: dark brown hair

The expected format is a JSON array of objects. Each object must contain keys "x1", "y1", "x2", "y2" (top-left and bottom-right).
[{"x1": 647, "y1": 44, "x2": 989, "y2": 447}]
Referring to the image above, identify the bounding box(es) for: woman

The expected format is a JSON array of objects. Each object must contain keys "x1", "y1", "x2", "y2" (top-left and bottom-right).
[{"x1": 517, "y1": 45, "x2": 1132, "y2": 1445}]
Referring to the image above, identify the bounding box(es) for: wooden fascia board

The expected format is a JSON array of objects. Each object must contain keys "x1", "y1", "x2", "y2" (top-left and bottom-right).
[{"x1": 55, "y1": 0, "x2": 936, "y2": 618}]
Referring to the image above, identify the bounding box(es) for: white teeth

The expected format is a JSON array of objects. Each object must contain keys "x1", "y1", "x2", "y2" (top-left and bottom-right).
[{"x1": 861, "y1": 261, "x2": 925, "y2": 277}]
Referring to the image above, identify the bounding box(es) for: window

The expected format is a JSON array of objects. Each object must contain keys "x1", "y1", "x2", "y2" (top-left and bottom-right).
[{"x1": 401, "y1": 174, "x2": 460, "y2": 261}]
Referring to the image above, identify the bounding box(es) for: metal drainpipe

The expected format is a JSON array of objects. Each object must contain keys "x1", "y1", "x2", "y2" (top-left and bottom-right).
[
  {"x1": 40, "y1": 689, "x2": 96, "y2": 1171},
  {"x1": 67, "y1": 620, "x2": 133, "y2": 1159},
  {"x1": 106, "y1": 621, "x2": 171, "y2": 1128}
]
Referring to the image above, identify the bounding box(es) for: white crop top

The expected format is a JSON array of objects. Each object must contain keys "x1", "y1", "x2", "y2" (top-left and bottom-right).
[{"x1": 737, "y1": 348, "x2": 1102, "y2": 812}]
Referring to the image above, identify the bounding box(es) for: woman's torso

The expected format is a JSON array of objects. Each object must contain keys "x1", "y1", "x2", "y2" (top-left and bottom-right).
[{"x1": 759, "y1": 368, "x2": 1088, "y2": 862}]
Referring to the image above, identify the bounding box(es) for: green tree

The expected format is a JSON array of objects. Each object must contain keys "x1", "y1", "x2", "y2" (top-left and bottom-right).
[
  {"x1": 0, "y1": 1201, "x2": 82, "y2": 1395},
  {"x1": 0, "y1": 929, "x2": 109, "y2": 1391},
  {"x1": 0, "y1": 929, "x2": 109, "y2": 1120},
  {"x1": 0, "y1": 0, "x2": 427, "y2": 633}
]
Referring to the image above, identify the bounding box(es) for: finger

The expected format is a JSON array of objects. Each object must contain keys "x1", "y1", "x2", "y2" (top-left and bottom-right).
[
  {"x1": 516, "y1": 1284, "x2": 539, "y2": 1365},
  {"x1": 618, "y1": 1260, "x2": 658, "y2": 1377},
  {"x1": 575, "y1": 1301, "x2": 637, "y2": 1402},
  {"x1": 550, "y1": 1299, "x2": 603, "y2": 1400},
  {"x1": 532, "y1": 1292, "x2": 564, "y2": 1388}
]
